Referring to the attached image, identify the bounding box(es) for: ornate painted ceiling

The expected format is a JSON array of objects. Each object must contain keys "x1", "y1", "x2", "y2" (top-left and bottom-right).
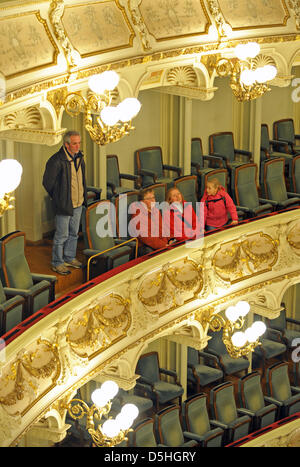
[{"x1": 0, "y1": 0, "x2": 300, "y2": 144}]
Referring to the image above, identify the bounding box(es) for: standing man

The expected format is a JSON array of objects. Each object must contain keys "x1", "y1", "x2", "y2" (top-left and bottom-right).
[{"x1": 43, "y1": 130, "x2": 88, "y2": 275}]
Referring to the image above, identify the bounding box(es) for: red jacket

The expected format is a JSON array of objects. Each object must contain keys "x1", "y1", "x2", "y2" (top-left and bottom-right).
[
  {"x1": 130, "y1": 202, "x2": 169, "y2": 250},
  {"x1": 162, "y1": 201, "x2": 201, "y2": 242},
  {"x1": 201, "y1": 186, "x2": 238, "y2": 228}
]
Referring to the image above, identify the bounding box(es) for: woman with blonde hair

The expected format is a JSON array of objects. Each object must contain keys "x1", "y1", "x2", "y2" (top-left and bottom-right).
[{"x1": 200, "y1": 178, "x2": 238, "y2": 231}]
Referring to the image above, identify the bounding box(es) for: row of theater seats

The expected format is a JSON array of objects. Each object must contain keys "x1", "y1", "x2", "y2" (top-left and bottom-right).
[
  {"x1": 63, "y1": 360, "x2": 300, "y2": 448},
  {"x1": 0, "y1": 231, "x2": 56, "y2": 336},
  {"x1": 81, "y1": 119, "x2": 300, "y2": 280}
]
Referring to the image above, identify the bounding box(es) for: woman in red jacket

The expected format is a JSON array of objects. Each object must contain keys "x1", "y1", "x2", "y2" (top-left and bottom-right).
[
  {"x1": 163, "y1": 187, "x2": 201, "y2": 242},
  {"x1": 201, "y1": 178, "x2": 238, "y2": 231},
  {"x1": 130, "y1": 188, "x2": 171, "y2": 255}
]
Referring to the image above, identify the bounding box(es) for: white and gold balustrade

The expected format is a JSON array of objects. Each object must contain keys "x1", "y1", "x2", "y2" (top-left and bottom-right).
[{"x1": 1, "y1": 208, "x2": 300, "y2": 447}]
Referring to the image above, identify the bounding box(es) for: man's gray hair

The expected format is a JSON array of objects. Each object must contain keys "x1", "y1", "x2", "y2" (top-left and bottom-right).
[{"x1": 63, "y1": 130, "x2": 80, "y2": 144}]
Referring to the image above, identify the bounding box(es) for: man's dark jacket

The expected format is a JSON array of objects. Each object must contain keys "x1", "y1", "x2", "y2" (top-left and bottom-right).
[{"x1": 43, "y1": 146, "x2": 88, "y2": 216}]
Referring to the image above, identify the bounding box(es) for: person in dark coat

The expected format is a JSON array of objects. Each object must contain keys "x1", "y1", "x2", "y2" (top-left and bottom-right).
[{"x1": 43, "y1": 130, "x2": 88, "y2": 275}]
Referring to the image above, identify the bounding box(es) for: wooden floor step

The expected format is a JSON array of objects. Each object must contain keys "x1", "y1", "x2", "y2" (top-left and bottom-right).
[{"x1": 25, "y1": 236, "x2": 86, "y2": 297}]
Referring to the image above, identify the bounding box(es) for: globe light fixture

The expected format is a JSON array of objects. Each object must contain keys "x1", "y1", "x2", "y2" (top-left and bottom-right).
[
  {"x1": 0, "y1": 159, "x2": 23, "y2": 216},
  {"x1": 64, "y1": 70, "x2": 141, "y2": 145},
  {"x1": 208, "y1": 301, "x2": 266, "y2": 358},
  {"x1": 65, "y1": 380, "x2": 139, "y2": 447},
  {"x1": 211, "y1": 41, "x2": 277, "y2": 102}
]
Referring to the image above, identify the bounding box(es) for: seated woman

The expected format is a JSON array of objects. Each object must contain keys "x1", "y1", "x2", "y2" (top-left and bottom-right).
[
  {"x1": 130, "y1": 188, "x2": 172, "y2": 255},
  {"x1": 200, "y1": 178, "x2": 238, "y2": 231},
  {"x1": 162, "y1": 187, "x2": 201, "y2": 243}
]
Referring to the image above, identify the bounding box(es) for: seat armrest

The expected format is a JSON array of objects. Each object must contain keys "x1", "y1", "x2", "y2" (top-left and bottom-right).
[
  {"x1": 237, "y1": 408, "x2": 253, "y2": 417},
  {"x1": 198, "y1": 350, "x2": 220, "y2": 368},
  {"x1": 210, "y1": 420, "x2": 228, "y2": 430},
  {"x1": 183, "y1": 431, "x2": 203, "y2": 443},
  {"x1": 287, "y1": 317, "x2": 300, "y2": 326},
  {"x1": 234, "y1": 149, "x2": 252, "y2": 157},
  {"x1": 135, "y1": 377, "x2": 154, "y2": 389},
  {"x1": 291, "y1": 386, "x2": 300, "y2": 394},
  {"x1": 120, "y1": 173, "x2": 139, "y2": 181},
  {"x1": 0, "y1": 294, "x2": 25, "y2": 311},
  {"x1": 159, "y1": 367, "x2": 180, "y2": 383},
  {"x1": 265, "y1": 328, "x2": 283, "y2": 342},
  {"x1": 31, "y1": 273, "x2": 57, "y2": 284},
  {"x1": 203, "y1": 155, "x2": 226, "y2": 168},
  {"x1": 83, "y1": 248, "x2": 102, "y2": 258},
  {"x1": 264, "y1": 396, "x2": 283, "y2": 407},
  {"x1": 139, "y1": 169, "x2": 157, "y2": 183},
  {"x1": 295, "y1": 134, "x2": 300, "y2": 140},
  {"x1": 236, "y1": 205, "x2": 251, "y2": 213},
  {"x1": 163, "y1": 164, "x2": 182, "y2": 176},
  {"x1": 259, "y1": 198, "x2": 278, "y2": 206},
  {"x1": 107, "y1": 181, "x2": 116, "y2": 193},
  {"x1": 287, "y1": 192, "x2": 300, "y2": 198}
]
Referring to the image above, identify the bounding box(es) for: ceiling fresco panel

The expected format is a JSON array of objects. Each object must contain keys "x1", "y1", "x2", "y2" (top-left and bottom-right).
[
  {"x1": 139, "y1": 0, "x2": 210, "y2": 41},
  {"x1": 62, "y1": 0, "x2": 135, "y2": 57},
  {"x1": 0, "y1": 11, "x2": 58, "y2": 79},
  {"x1": 218, "y1": 0, "x2": 290, "y2": 30}
]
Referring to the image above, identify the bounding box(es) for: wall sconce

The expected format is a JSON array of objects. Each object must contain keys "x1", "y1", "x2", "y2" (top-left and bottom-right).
[
  {"x1": 213, "y1": 42, "x2": 277, "y2": 102},
  {"x1": 0, "y1": 159, "x2": 23, "y2": 216},
  {"x1": 207, "y1": 300, "x2": 266, "y2": 358},
  {"x1": 65, "y1": 380, "x2": 139, "y2": 447},
  {"x1": 64, "y1": 70, "x2": 141, "y2": 146}
]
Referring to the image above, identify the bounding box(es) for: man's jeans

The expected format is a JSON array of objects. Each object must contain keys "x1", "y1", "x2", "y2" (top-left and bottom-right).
[{"x1": 52, "y1": 206, "x2": 83, "y2": 267}]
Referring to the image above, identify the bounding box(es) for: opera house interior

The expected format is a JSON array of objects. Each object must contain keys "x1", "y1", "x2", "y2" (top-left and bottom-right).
[{"x1": 2, "y1": 0, "x2": 300, "y2": 449}]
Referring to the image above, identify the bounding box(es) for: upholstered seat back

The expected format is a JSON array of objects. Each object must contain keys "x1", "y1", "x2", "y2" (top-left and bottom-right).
[
  {"x1": 207, "y1": 330, "x2": 227, "y2": 355},
  {"x1": 157, "y1": 406, "x2": 184, "y2": 446},
  {"x1": 213, "y1": 384, "x2": 238, "y2": 424},
  {"x1": 115, "y1": 191, "x2": 139, "y2": 238},
  {"x1": 134, "y1": 419, "x2": 157, "y2": 447},
  {"x1": 0, "y1": 232, "x2": 33, "y2": 289},
  {"x1": 274, "y1": 119, "x2": 295, "y2": 144},
  {"x1": 267, "y1": 309, "x2": 286, "y2": 333},
  {"x1": 107, "y1": 155, "x2": 120, "y2": 187},
  {"x1": 85, "y1": 201, "x2": 116, "y2": 250},
  {"x1": 261, "y1": 124, "x2": 270, "y2": 153},
  {"x1": 241, "y1": 373, "x2": 265, "y2": 412},
  {"x1": 264, "y1": 159, "x2": 288, "y2": 202},
  {"x1": 184, "y1": 394, "x2": 211, "y2": 435},
  {"x1": 268, "y1": 363, "x2": 292, "y2": 401},
  {"x1": 136, "y1": 352, "x2": 160, "y2": 383},
  {"x1": 138, "y1": 147, "x2": 164, "y2": 178},
  {"x1": 292, "y1": 156, "x2": 300, "y2": 192},
  {"x1": 191, "y1": 138, "x2": 204, "y2": 170},
  {"x1": 235, "y1": 164, "x2": 259, "y2": 209},
  {"x1": 174, "y1": 176, "x2": 197, "y2": 207},
  {"x1": 187, "y1": 347, "x2": 199, "y2": 366},
  {"x1": 210, "y1": 133, "x2": 235, "y2": 162}
]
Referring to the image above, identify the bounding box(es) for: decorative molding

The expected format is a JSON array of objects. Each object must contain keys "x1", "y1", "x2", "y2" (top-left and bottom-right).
[
  {"x1": 49, "y1": 0, "x2": 81, "y2": 70},
  {"x1": 289, "y1": 0, "x2": 300, "y2": 29},
  {"x1": 128, "y1": 0, "x2": 152, "y2": 51}
]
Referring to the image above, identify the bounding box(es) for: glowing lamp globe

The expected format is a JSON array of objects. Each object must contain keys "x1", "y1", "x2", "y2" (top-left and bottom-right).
[
  {"x1": 236, "y1": 300, "x2": 250, "y2": 317},
  {"x1": 251, "y1": 321, "x2": 267, "y2": 337},
  {"x1": 115, "y1": 413, "x2": 134, "y2": 431},
  {"x1": 225, "y1": 306, "x2": 239, "y2": 322},
  {"x1": 101, "y1": 419, "x2": 120, "y2": 438},
  {"x1": 91, "y1": 388, "x2": 110, "y2": 408},
  {"x1": 232, "y1": 331, "x2": 247, "y2": 348},
  {"x1": 0, "y1": 159, "x2": 22, "y2": 196},
  {"x1": 100, "y1": 106, "x2": 119, "y2": 126},
  {"x1": 88, "y1": 70, "x2": 120, "y2": 94},
  {"x1": 100, "y1": 380, "x2": 119, "y2": 399},
  {"x1": 117, "y1": 98, "x2": 141, "y2": 122},
  {"x1": 121, "y1": 403, "x2": 139, "y2": 421},
  {"x1": 245, "y1": 326, "x2": 259, "y2": 343}
]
